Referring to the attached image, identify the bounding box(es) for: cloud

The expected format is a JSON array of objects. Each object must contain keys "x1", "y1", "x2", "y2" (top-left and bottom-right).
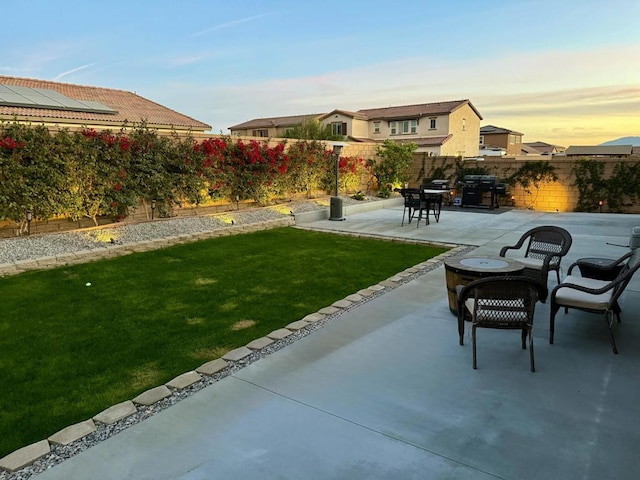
[
  {"x1": 191, "y1": 13, "x2": 272, "y2": 37},
  {"x1": 0, "y1": 41, "x2": 78, "y2": 78},
  {"x1": 53, "y1": 63, "x2": 97, "y2": 81}
]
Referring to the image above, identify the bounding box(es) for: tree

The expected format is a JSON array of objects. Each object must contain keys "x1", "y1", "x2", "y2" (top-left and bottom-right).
[
  {"x1": 283, "y1": 140, "x2": 330, "y2": 198},
  {"x1": 283, "y1": 119, "x2": 341, "y2": 141},
  {"x1": 369, "y1": 140, "x2": 416, "y2": 197}
]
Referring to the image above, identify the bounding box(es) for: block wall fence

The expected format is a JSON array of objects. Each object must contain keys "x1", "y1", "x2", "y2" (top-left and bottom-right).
[{"x1": 404, "y1": 154, "x2": 640, "y2": 213}]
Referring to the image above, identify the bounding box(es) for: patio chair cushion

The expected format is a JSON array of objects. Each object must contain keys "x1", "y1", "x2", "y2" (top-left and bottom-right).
[
  {"x1": 517, "y1": 257, "x2": 543, "y2": 271},
  {"x1": 553, "y1": 275, "x2": 612, "y2": 310},
  {"x1": 517, "y1": 257, "x2": 556, "y2": 271}
]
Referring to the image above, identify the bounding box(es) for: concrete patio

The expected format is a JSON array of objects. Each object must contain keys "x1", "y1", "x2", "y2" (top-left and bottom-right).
[{"x1": 36, "y1": 204, "x2": 640, "y2": 480}]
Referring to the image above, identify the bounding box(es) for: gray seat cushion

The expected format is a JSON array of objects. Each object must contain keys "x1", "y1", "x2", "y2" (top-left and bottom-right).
[{"x1": 554, "y1": 275, "x2": 612, "y2": 310}]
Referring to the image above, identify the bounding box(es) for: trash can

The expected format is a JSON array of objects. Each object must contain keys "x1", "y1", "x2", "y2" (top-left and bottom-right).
[{"x1": 329, "y1": 196, "x2": 345, "y2": 221}]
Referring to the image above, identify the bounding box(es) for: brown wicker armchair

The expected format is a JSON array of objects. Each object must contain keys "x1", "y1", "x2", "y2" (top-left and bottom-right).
[
  {"x1": 550, "y1": 251, "x2": 640, "y2": 354},
  {"x1": 499, "y1": 226, "x2": 573, "y2": 286},
  {"x1": 457, "y1": 276, "x2": 547, "y2": 372}
]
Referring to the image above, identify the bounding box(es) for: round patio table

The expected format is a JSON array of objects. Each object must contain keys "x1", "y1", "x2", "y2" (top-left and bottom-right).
[{"x1": 444, "y1": 255, "x2": 525, "y2": 315}]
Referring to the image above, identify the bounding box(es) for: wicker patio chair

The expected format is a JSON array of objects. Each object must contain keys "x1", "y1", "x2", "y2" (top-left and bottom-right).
[
  {"x1": 549, "y1": 250, "x2": 640, "y2": 354},
  {"x1": 499, "y1": 226, "x2": 572, "y2": 286},
  {"x1": 457, "y1": 276, "x2": 547, "y2": 372},
  {"x1": 399, "y1": 188, "x2": 429, "y2": 227},
  {"x1": 424, "y1": 192, "x2": 443, "y2": 223}
]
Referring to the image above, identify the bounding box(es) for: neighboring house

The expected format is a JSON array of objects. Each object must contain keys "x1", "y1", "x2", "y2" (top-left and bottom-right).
[
  {"x1": 479, "y1": 125, "x2": 523, "y2": 155},
  {"x1": 0, "y1": 75, "x2": 211, "y2": 134},
  {"x1": 319, "y1": 100, "x2": 482, "y2": 157},
  {"x1": 229, "y1": 114, "x2": 324, "y2": 138},
  {"x1": 230, "y1": 99, "x2": 483, "y2": 157},
  {"x1": 523, "y1": 141, "x2": 565, "y2": 155},
  {"x1": 520, "y1": 143, "x2": 542, "y2": 155},
  {"x1": 565, "y1": 145, "x2": 634, "y2": 157}
]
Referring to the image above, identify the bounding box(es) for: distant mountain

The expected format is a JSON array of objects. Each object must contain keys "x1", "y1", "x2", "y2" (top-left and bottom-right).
[{"x1": 600, "y1": 136, "x2": 640, "y2": 146}]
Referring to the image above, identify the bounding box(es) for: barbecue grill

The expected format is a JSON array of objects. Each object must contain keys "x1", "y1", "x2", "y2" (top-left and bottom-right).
[{"x1": 458, "y1": 175, "x2": 508, "y2": 209}]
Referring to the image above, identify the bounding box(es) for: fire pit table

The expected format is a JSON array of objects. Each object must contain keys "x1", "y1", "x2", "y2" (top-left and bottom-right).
[{"x1": 444, "y1": 255, "x2": 525, "y2": 315}]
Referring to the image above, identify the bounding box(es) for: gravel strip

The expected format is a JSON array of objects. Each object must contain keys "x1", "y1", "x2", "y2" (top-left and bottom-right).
[
  {"x1": 0, "y1": 203, "x2": 305, "y2": 264},
  {"x1": 0, "y1": 198, "x2": 384, "y2": 265}
]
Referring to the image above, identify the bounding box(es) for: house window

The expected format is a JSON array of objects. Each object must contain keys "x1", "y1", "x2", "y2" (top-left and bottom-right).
[
  {"x1": 331, "y1": 122, "x2": 346, "y2": 136},
  {"x1": 405, "y1": 120, "x2": 417, "y2": 134},
  {"x1": 252, "y1": 129, "x2": 268, "y2": 137},
  {"x1": 479, "y1": 135, "x2": 484, "y2": 145},
  {"x1": 462, "y1": 118, "x2": 466, "y2": 131},
  {"x1": 429, "y1": 118, "x2": 437, "y2": 129},
  {"x1": 510, "y1": 134, "x2": 519, "y2": 145},
  {"x1": 373, "y1": 121, "x2": 380, "y2": 134},
  {"x1": 391, "y1": 119, "x2": 417, "y2": 135}
]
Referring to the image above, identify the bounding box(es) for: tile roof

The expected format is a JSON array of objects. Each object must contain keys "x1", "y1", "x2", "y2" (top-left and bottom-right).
[
  {"x1": 480, "y1": 125, "x2": 524, "y2": 136},
  {"x1": 520, "y1": 144, "x2": 542, "y2": 154},
  {"x1": 319, "y1": 109, "x2": 368, "y2": 121},
  {"x1": 229, "y1": 114, "x2": 324, "y2": 130},
  {"x1": 394, "y1": 135, "x2": 452, "y2": 147},
  {"x1": 524, "y1": 141, "x2": 565, "y2": 153},
  {"x1": 357, "y1": 100, "x2": 482, "y2": 121},
  {"x1": 0, "y1": 75, "x2": 211, "y2": 131},
  {"x1": 350, "y1": 135, "x2": 452, "y2": 146}
]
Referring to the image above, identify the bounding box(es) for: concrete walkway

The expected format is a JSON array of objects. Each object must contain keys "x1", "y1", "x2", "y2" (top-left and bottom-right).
[{"x1": 33, "y1": 205, "x2": 640, "y2": 479}]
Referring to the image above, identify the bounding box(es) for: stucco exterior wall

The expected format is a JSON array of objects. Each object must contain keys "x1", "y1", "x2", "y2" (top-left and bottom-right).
[
  {"x1": 350, "y1": 118, "x2": 370, "y2": 138},
  {"x1": 321, "y1": 112, "x2": 352, "y2": 137},
  {"x1": 444, "y1": 105, "x2": 480, "y2": 157},
  {"x1": 229, "y1": 127, "x2": 275, "y2": 137},
  {"x1": 481, "y1": 132, "x2": 522, "y2": 155}
]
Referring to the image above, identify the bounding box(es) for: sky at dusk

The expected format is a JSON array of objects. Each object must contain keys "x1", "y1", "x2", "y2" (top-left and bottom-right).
[{"x1": 1, "y1": 0, "x2": 638, "y2": 147}]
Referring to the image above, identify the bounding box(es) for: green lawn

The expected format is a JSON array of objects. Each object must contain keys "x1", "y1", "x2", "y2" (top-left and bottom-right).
[{"x1": 0, "y1": 227, "x2": 447, "y2": 458}]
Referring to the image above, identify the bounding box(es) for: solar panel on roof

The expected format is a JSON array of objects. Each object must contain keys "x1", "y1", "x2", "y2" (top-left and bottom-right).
[
  {"x1": 4, "y1": 85, "x2": 34, "y2": 95},
  {"x1": 0, "y1": 93, "x2": 38, "y2": 105},
  {"x1": 0, "y1": 84, "x2": 117, "y2": 114},
  {"x1": 79, "y1": 100, "x2": 117, "y2": 113}
]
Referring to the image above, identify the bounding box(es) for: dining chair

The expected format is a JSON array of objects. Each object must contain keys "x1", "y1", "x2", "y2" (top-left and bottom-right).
[
  {"x1": 457, "y1": 276, "x2": 547, "y2": 372},
  {"x1": 400, "y1": 188, "x2": 428, "y2": 227}
]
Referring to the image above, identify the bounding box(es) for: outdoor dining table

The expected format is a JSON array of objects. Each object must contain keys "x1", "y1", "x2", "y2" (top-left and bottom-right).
[{"x1": 443, "y1": 255, "x2": 525, "y2": 315}]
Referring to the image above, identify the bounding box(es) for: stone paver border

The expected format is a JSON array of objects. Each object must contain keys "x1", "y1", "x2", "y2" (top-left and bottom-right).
[{"x1": 0, "y1": 217, "x2": 471, "y2": 477}]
